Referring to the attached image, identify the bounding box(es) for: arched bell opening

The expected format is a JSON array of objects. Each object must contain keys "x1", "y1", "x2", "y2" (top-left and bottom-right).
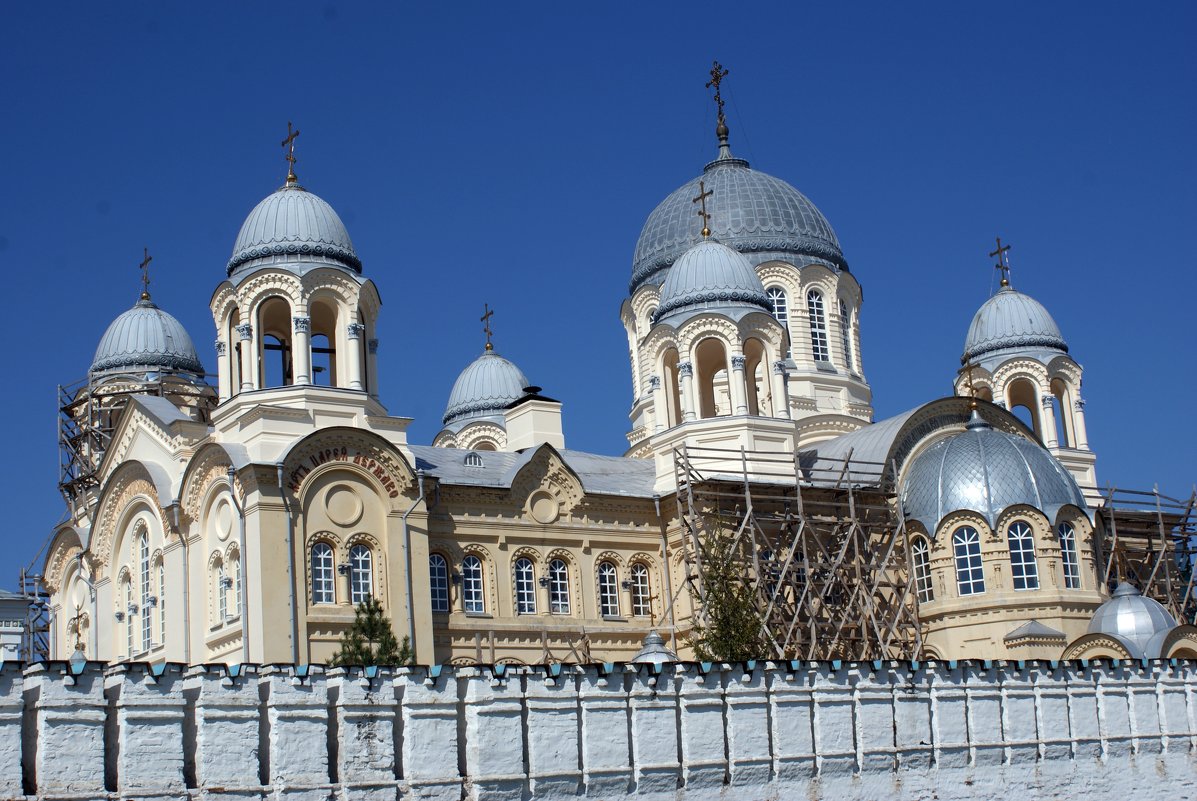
[
  {"x1": 1051, "y1": 377, "x2": 1075, "y2": 448},
  {"x1": 743, "y1": 337, "x2": 769, "y2": 416},
  {"x1": 227, "y1": 308, "x2": 243, "y2": 395},
  {"x1": 1006, "y1": 377, "x2": 1042, "y2": 439},
  {"x1": 694, "y1": 337, "x2": 730, "y2": 419},
  {"x1": 310, "y1": 299, "x2": 340, "y2": 388},
  {"x1": 661, "y1": 347, "x2": 682, "y2": 428},
  {"x1": 257, "y1": 297, "x2": 294, "y2": 388}
]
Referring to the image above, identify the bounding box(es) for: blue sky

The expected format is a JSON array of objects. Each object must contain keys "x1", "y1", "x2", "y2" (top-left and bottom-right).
[{"x1": 1, "y1": 2, "x2": 1193, "y2": 584}]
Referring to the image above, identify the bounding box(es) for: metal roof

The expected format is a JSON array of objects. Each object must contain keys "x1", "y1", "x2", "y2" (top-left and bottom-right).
[
  {"x1": 91, "y1": 298, "x2": 205, "y2": 376},
  {"x1": 409, "y1": 445, "x2": 656, "y2": 498},
  {"x1": 442, "y1": 350, "x2": 529, "y2": 427},
  {"x1": 1087, "y1": 582, "x2": 1178, "y2": 659},
  {"x1": 654, "y1": 239, "x2": 770, "y2": 324},
  {"x1": 963, "y1": 286, "x2": 1068, "y2": 367},
  {"x1": 228, "y1": 183, "x2": 360, "y2": 277}
]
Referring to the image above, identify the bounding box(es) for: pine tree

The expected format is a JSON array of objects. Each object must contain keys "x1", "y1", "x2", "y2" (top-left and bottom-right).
[
  {"x1": 685, "y1": 522, "x2": 771, "y2": 662},
  {"x1": 330, "y1": 596, "x2": 414, "y2": 666}
]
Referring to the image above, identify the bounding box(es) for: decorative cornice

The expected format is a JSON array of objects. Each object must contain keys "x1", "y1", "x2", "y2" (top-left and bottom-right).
[
  {"x1": 654, "y1": 288, "x2": 771, "y2": 322},
  {"x1": 632, "y1": 235, "x2": 848, "y2": 294},
  {"x1": 227, "y1": 242, "x2": 362, "y2": 275},
  {"x1": 962, "y1": 334, "x2": 1069, "y2": 363}
]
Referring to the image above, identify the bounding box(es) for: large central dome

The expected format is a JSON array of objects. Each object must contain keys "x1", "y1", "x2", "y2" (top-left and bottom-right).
[
  {"x1": 631, "y1": 150, "x2": 846, "y2": 294},
  {"x1": 227, "y1": 183, "x2": 360, "y2": 277}
]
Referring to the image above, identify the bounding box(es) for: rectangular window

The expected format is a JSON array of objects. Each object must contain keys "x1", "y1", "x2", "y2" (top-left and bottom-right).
[
  {"x1": 549, "y1": 559, "x2": 570, "y2": 614},
  {"x1": 598, "y1": 562, "x2": 619, "y2": 618},
  {"x1": 463, "y1": 556, "x2": 485, "y2": 614},
  {"x1": 514, "y1": 558, "x2": 536, "y2": 614},
  {"x1": 807, "y1": 291, "x2": 830, "y2": 362}
]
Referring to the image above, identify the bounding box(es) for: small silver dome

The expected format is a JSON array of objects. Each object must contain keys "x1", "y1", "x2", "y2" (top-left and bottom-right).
[
  {"x1": 92, "y1": 298, "x2": 205, "y2": 376},
  {"x1": 900, "y1": 411, "x2": 1086, "y2": 534},
  {"x1": 962, "y1": 286, "x2": 1068, "y2": 365},
  {"x1": 632, "y1": 153, "x2": 845, "y2": 294},
  {"x1": 443, "y1": 350, "x2": 529, "y2": 427},
  {"x1": 654, "y1": 239, "x2": 770, "y2": 323},
  {"x1": 228, "y1": 184, "x2": 360, "y2": 276},
  {"x1": 631, "y1": 630, "x2": 678, "y2": 665},
  {"x1": 1087, "y1": 583, "x2": 1177, "y2": 659}
]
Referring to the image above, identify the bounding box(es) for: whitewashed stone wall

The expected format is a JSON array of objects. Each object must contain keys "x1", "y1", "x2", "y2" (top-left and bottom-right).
[{"x1": 5, "y1": 659, "x2": 1196, "y2": 800}]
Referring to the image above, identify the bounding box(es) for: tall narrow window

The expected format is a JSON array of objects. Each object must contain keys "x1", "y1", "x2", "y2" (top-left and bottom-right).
[
  {"x1": 807, "y1": 290, "x2": 829, "y2": 362},
  {"x1": 1007, "y1": 521, "x2": 1040, "y2": 590},
  {"x1": 912, "y1": 537, "x2": 934, "y2": 603},
  {"x1": 766, "y1": 287, "x2": 791, "y2": 357},
  {"x1": 232, "y1": 553, "x2": 243, "y2": 616},
  {"x1": 549, "y1": 558, "x2": 570, "y2": 614},
  {"x1": 311, "y1": 543, "x2": 335, "y2": 604},
  {"x1": 839, "y1": 300, "x2": 854, "y2": 372},
  {"x1": 158, "y1": 561, "x2": 167, "y2": 646},
  {"x1": 598, "y1": 561, "x2": 619, "y2": 618},
  {"x1": 429, "y1": 554, "x2": 450, "y2": 612},
  {"x1": 1058, "y1": 523, "x2": 1080, "y2": 590},
  {"x1": 139, "y1": 532, "x2": 151, "y2": 652},
  {"x1": 462, "y1": 555, "x2": 485, "y2": 613},
  {"x1": 217, "y1": 564, "x2": 228, "y2": 622},
  {"x1": 125, "y1": 580, "x2": 134, "y2": 658},
  {"x1": 514, "y1": 557, "x2": 536, "y2": 614},
  {"x1": 349, "y1": 545, "x2": 373, "y2": 604},
  {"x1": 952, "y1": 527, "x2": 985, "y2": 596},
  {"x1": 630, "y1": 563, "x2": 651, "y2": 617}
]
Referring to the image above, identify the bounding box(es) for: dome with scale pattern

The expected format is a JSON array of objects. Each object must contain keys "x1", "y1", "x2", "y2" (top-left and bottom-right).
[{"x1": 227, "y1": 183, "x2": 360, "y2": 277}]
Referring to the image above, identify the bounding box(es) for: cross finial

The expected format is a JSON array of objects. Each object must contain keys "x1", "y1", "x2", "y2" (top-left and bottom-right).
[
  {"x1": 692, "y1": 180, "x2": 713, "y2": 238},
  {"x1": 281, "y1": 121, "x2": 300, "y2": 185},
  {"x1": 481, "y1": 304, "x2": 495, "y2": 351},
  {"x1": 138, "y1": 247, "x2": 153, "y2": 300},
  {"x1": 706, "y1": 60, "x2": 729, "y2": 123},
  {"x1": 990, "y1": 236, "x2": 1012, "y2": 287}
]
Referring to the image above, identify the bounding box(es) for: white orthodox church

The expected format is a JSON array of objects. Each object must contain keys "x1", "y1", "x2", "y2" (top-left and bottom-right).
[{"x1": 40, "y1": 73, "x2": 1197, "y2": 668}]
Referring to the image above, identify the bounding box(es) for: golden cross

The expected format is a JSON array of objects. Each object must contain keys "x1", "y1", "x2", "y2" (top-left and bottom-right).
[
  {"x1": 138, "y1": 247, "x2": 152, "y2": 300},
  {"x1": 706, "y1": 60, "x2": 729, "y2": 122},
  {"x1": 990, "y1": 236, "x2": 1012, "y2": 287},
  {"x1": 692, "y1": 180, "x2": 713, "y2": 238},
  {"x1": 481, "y1": 303, "x2": 495, "y2": 351},
  {"x1": 281, "y1": 121, "x2": 300, "y2": 184}
]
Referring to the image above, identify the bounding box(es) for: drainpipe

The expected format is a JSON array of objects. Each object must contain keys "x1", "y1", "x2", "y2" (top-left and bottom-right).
[
  {"x1": 168, "y1": 503, "x2": 192, "y2": 666},
  {"x1": 654, "y1": 493, "x2": 678, "y2": 655},
  {"x1": 276, "y1": 463, "x2": 300, "y2": 665},
  {"x1": 226, "y1": 468, "x2": 250, "y2": 665},
  {"x1": 401, "y1": 470, "x2": 426, "y2": 661}
]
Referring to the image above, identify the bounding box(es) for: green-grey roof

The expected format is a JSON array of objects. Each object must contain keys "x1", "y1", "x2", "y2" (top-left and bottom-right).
[
  {"x1": 227, "y1": 183, "x2": 360, "y2": 277},
  {"x1": 442, "y1": 350, "x2": 530, "y2": 428},
  {"x1": 654, "y1": 239, "x2": 770, "y2": 323},
  {"x1": 962, "y1": 286, "x2": 1068, "y2": 367},
  {"x1": 409, "y1": 445, "x2": 656, "y2": 498},
  {"x1": 91, "y1": 298, "x2": 205, "y2": 376}
]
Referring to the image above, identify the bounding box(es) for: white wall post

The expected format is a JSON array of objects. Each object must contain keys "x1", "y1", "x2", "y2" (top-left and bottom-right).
[
  {"x1": 187, "y1": 664, "x2": 263, "y2": 795},
  {"x1": 724, "y1": 663, "x2": 772, "y2": 783},
  {"x1": 578, "y1": 666, "x2": 632, "y2": 795},
  {"x1": 397, "y1": 667, "x2": 461, "y2": 801},
  {"x1": 28, "y1": 662, "x2": 107, "y2": 797},
  {"x1": 329, "y1": 666, "x2": 398, "y2": 800},
  {"x1": 108, "y1": 663, "x2": 187, "y2": 797},
  {"x1": 629, "y1": 665, "x2": 680, "y2": 792},
  {"x1": 677, "y1": 664, "x2": 727, "y2": 788},
  {"x1": 260, "y1": 665, "x2": 331, "y2": 796},
  {"x1": 523, "y1": 666, "x2": 582, "y2": 797},
  {"x1": 461, "y1": 666, "x2": 526, "y2": 800}
]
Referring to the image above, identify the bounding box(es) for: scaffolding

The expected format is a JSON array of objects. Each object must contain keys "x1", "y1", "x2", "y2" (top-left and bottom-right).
[
  {"x1": 675, "y1": 444, "x2": 921, "y2": 661},
  {"x1": 1094, "y1": 486, "x2": 1197, "y2": 624}
]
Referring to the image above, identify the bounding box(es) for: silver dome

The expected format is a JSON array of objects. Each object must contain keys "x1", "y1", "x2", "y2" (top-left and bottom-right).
[
  {"x1": 228, "y1": 184, "x2": 360, "y2": 276},
  {"x1": 631, "y1": 152, "x2": 845, "y2": 294},
  {"x1": 1087, "y1": 582, "x2": 1177, "y2": 659},
  {"x1": 654, "y1": 239, "x2": 770, "y2": 323},
  {"x1": 631, "y1": 630, "x2": 678, "y2": 665},
  {"x1": 91, "y1": 298, "x2": 205, "y2": 376},
  {"x1": 443, "y1": 350, "x2": 530, "y2": 427},
  {"x1": 900, "y1": 411, "x2": 1086, "y2": 534},
  {"x1": 962, "y1": 286, "x2": 1067, "y2": 365}
]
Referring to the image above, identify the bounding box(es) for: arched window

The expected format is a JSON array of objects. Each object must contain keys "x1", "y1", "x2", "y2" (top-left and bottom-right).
[
  {"x1": 124, "y1": 579, "x2": 134, "y2": 658},
  {"x1": 349, "y1": 545, "x2": 373, "y2": 604},
  {"x1": 766, "y1": 287, "x2": 791, "y2": 357},
  {"x1": 548, "y1": 558, "x2": 570, "y2": 614},
  {"x1": 807, "y1": 290, "x2": 829, "y2": 362},
  {"x1": 157, "y1": 560, "x2": 166, "y2": 646},
  {"x1": 1058, "y1": 523, "x2": 1080, "y2": 590},
  {"x1": 429, "y1": 554, "x2": 450, "y2": 612},
  {"x1": 139, "y1": 531, "x2": 152, "y2": 652},
  {"x1": 952, "y1": 527, "x2": 985, "y2": 596},
  {"x1": 912, "y1": 537, "x2": 933, "y2": 603},
  {"x1": 216, "y1": 563, "x2": 228, "y2": 622},
  {"x1": 598, "y1": 561, "x2": 619, "y2": 618},
  {"x1": 630, "y1": 563, "x2": 651, "y2": 617},
  {"x1": 464, "y1": 451, "x2": 484, "y2": 467},
  {"x1": 462, "y1": 555, "x2": 485, "y2": 613},
  {"x1": 839, "y1": 300, "x2": 854, "y2": 373},
  {"x1": 514, "y1": 557, "x2": 536, "y2": 614},
  {"x1": 1007, "y1": 521, "x2": 1039, "y2": 590},
  {"x1": 233, "y1": 552, "x2": 242, "y2": 616},
  {"x1": 311, "y1": 543, "x2": 335, "y2": 604}
]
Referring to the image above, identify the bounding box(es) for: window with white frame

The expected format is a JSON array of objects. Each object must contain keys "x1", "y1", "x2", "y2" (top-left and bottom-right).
[
  {"x1": 1007, "y1": 521, "x2": 1040, "y2": 590},
  {"x1": 157, "y1": 560, "x2": 166, "y2": 645},
  {"x1": 1058, "y1": 522, "x2": 1080, "y2": 590},
  {"x1": 139, "y1": 531, "x2": 151, "y2": 652},
  {"x1": 807, "y1": 290, "x2": 830, "y2": 362},
  {"x1": 124, "y1": 579, "x2": 134, "y2": 658},
  {"x1": 514, "y1": 557, "x2": 536, "y2": 614},
  {"x1": 233, "y1": 552, "x2": 242, "y2": 616},
  {"x1": 349, "y1": 544, "x2": 373, "y2": 604},
  {"x1": 598, "y1": 561, "x2": 619, "y2": 617},
  {"x1": 912, "y1": 537, "x2": 934, "y2": 603},
  {"x1": 429, "y1": 554, "x2": 450, "y2": 612},
  {"x1": 311, "y1": 543, "x2": 335, "y2": 604},
  {"x1": 630, "y1": 563, "x2": 651, "y2": 617},
  {"x1": 462, "y1": 555, "x2": 485, "y2": 613},
  {"x1": 217, "y1": 563, "x2": 228, "y2": 621},
  {"x1": 839, "y1": 299, "x2": 853, "y2": 372},
  {"x1": 549, "y1": 558, "x2": 570, "y2": 614},
  {"x1": 952, "y1": 527, "x2": 985, "y2": 596},
  {"x1": 766, "y1": 287, "x2": 791, "y2": 357}
]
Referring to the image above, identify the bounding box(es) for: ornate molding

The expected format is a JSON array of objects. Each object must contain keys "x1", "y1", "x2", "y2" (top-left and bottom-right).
[
  {"x1": 677, "y1": 361, "x2": 693, "y2": 378},
  {"x1": 235, "y1": 323, "x2": 253, "y2": 341},
  {"x1": 772, "y1": 360, "x2": 787, "y2": 375},
  {"x1": 647, "y1": 374, "x2": 661, "y2": 390},
  {"x1": 292, "y1": 316, "x2": 311, "y2": 333},
  {"x1": 347, "y1": 322, "x2": 366, "y2": 339},
  {"x1": 228, "y1": 242, "x2": 362, "y2": 274},
  {"x1": 731, "y1": 355, "x2": 746, "y2": 370},
  {"x1": 214, "y1": 340, "x2": 227, "y2": 356},
  {"x1": 1074, "y1": 398, "x2": 1086, "y2": 411}
]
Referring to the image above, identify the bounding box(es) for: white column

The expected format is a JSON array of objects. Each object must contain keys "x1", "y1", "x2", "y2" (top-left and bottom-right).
[
  {"x1": 346, "y1": 323, "x2": 365, "y2": 391},
  {"x1": 771, "y1": 360, "x2": 791, "y2": 419},
  {"x1": 730, "y1": 354, "x2": 748, "y2": 415},
  {"x1": 1073, "y1": 396, "x2": 1090, "y2": 449},
  {"x1": 215, "y1": 339, "x2": 231, "y2": 402},
  {"x1": 678, "y1": 361, "x2": 696, "y2": 421},
  {"x1": 367, "y1": 336, "x2": 380, "y2": 399},
  {"x1": 649, "y1": 374, "x2": 665, "y2": 432},
  {"x1": 235, "y1": 323, "x2": 255, "y2": 392},
  {"x1": 1040, "y1": 394, "x2": 1059, "y2": 448},
  {"x1": 292, "y1": 315, "x2": 312, "y2": 385}
]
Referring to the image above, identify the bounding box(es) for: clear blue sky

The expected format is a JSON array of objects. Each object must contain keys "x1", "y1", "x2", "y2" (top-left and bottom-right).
[{"x1": 2, "y1": 2, "x2": 1194, "y2": 584}]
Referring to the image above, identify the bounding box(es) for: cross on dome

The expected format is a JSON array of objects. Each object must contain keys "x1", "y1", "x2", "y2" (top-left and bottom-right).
[
  {"x1": 138, "y1": 247, "x2": 153, "y2": 300},
  {"x1": 990, "y1": 236, "x2": 1012, "y2": 287},
  {"x1": 692, "y1": 180, "x2": 713, "y2": 238},
  {"x1": 481, "y1": 303, "x2": 495, "y2": 351},
  {"x1": 281, "y1": 121, "x2": 300, "y2": 185}
]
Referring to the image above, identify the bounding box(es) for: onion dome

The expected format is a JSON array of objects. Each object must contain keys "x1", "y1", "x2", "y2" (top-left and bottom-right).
[
  {"x1": 631, "y1": 149, "x2": 845, "y2": 295},
  {"x1": 91, "y1": 298, "x2": 205, "y2": 376},
  {"x1": 654, "y1": 239, "x2": 771, "y2": 323},
  {"x1": 442, "y1": 350, "x2": 530, "y2": 427},
  {"x1": 1087, "y1": 582, "x2": 1178, "y2": 659},
  {"x1": 227, "y1": 183, "x2": 360, "y2": 277},
  {"x1": 900, "y1": 411, "x2": 1086, "y2": 534},
  {"x1": 962, "y1": 286, "x2": 1068, "y2": 365},
  {"x1": 631, "y1": 630, "x2": 678, "y2": 665}
]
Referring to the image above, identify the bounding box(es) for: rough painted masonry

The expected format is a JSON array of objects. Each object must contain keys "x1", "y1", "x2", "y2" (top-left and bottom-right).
[{"x1": 4, "y1": 659, "x2": 1196, "y2": 800}]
